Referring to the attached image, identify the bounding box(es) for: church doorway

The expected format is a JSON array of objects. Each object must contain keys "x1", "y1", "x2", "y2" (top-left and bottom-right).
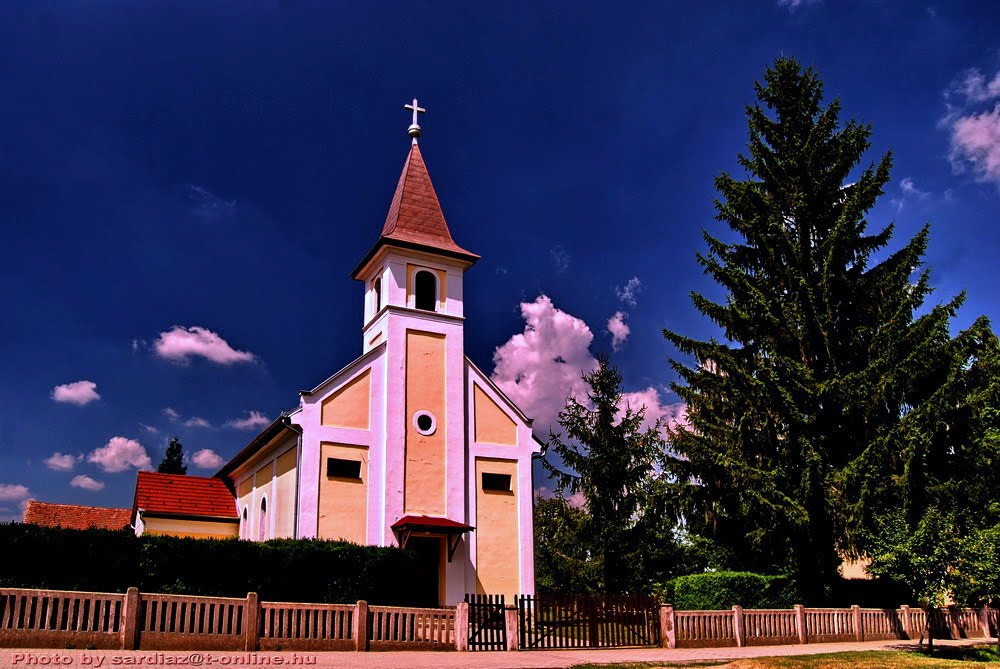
[{"x1": 405, "y1": 536, "x2": 443, "y2": 607}]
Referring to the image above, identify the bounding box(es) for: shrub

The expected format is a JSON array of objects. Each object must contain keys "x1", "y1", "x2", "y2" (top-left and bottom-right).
[
  {"x1": 0, "y1": 523, "x2": 423, "y2": 605},
  {"x1": 657, "y1": 571, "x2": 799, "y2": 610}
]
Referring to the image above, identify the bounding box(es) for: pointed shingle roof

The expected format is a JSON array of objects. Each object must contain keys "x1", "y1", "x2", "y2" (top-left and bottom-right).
[{"x1": 353, "y1": 143, "x2": 478, "y2": 278}]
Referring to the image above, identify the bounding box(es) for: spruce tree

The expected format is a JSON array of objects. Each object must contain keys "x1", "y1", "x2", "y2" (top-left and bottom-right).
[
  {"x1": 662, "y1": 57, "x2": 993, "y2": 603},
  {"x1": 157, "y1": 437, "x2": 187, "y2": 475},
  {"x1": 544, "y1": 353, "x2": 664, "y2": 593}
]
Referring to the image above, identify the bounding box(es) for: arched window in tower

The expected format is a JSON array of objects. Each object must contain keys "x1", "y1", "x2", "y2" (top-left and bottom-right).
[
  {"x1": 414, "y1": 270, "x2": 437, "y2": 312},
  {"x1": 257, "y1": 497, "x2": 268, "y2": 542},
  {"x1": 240, "y1": 507, "x2": 248, "y2": 540},
  {"x1": 373, "y1": 277, "x2": 382, "y2": 313}
]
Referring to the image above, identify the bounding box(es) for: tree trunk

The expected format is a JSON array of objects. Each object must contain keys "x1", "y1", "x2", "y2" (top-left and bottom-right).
[{"x1": 924, "y1": 607, "x2": 934, "y2": 654}]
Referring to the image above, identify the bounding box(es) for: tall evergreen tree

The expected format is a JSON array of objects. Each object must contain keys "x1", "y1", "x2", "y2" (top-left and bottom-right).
[
  {"x1": 157, "y1": 437, "x2": 187, "y2": 475},
  {"x1": 662, "y1": 57, "x2": 994, "y2": 603},
  {"x1": 544, "y1": 353, "x2": 664, "y2": 593}
]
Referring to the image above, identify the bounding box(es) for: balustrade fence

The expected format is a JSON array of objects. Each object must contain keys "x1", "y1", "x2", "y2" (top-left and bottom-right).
[
  {"x1": 0, "y1": 587, "x2": 996, "y2": 652},
  {"x1": 0, "y1": 588, "x2": 454, "y2": 652}
]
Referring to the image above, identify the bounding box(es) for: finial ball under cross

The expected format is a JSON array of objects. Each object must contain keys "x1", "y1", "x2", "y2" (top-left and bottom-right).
[{"x1": 405, "y1": 98, "x2": 426, "y2": 142}]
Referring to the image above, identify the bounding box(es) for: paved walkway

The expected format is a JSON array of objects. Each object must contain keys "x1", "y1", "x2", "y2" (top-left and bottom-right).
[{"x1": 0, "y1": 638, "x2": 992, "y2": 668}]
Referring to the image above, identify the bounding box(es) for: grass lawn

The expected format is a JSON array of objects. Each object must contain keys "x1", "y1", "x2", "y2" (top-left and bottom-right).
[{"x1": 571, "y1": 645, "x2": 1000, "y2": 669}]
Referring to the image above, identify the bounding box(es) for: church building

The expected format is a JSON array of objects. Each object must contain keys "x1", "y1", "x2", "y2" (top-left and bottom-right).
[{"x1": 130, "y1": 102, "x2": 542, "y2": 606}]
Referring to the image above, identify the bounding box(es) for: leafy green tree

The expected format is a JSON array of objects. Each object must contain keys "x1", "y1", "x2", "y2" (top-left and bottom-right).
[
  {"x1": 543, "y1": 353, "x2": 665, "y2": 593},
  {"x1": 662, "y1": 57, "x2": 995, "y2": 604},
  {"x1": 157, "y1": 437, "x2": 187, "y2": 475},
  {"x1": 866, "y1": 510, "x2": 965, "y2": 652},
  {"x1": 533, "y1": 496, "x2": 602, "y2": 594}
]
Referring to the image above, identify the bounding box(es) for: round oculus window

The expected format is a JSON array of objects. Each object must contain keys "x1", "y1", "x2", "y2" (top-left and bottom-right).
[{"x1": 413, "y1": 411, "x2": 436, "y2": 435}]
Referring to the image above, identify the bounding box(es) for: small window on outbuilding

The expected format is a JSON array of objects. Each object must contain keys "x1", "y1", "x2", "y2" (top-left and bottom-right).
[
  {"x1": 414, "y1": 270, "x2": 437, "y2": 311},
  {"x1": 327, "y1": 457, "x2": 362, "y2": 480},
  {"x1": 481, "y1": 472, "x2": 512, "y2": 492}
]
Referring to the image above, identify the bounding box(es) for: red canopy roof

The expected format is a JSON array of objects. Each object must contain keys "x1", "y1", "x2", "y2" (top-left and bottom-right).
[
  {"x1": 23, "y1": 501, "x2": 131, "y2": 531},
  {"x1": 391, "y1": 515, "x2": 474, "y2": 533},
  {"x1": 133, "y1": 471, "x2": 237, "y2": 520}
]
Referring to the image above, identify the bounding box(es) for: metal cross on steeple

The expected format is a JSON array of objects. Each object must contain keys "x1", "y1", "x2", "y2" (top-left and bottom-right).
[{"x1": 404, "y1": 98, "x2": 426, "y2": 143}]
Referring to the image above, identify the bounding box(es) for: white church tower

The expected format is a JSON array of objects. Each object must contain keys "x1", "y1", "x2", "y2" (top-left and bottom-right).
[{"x1": 208, "y1": 101, "x2": 542, "y2": 606}]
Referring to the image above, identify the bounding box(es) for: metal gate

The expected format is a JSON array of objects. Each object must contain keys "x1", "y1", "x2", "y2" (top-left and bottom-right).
[
  {"x1": 517, "y1": 594, "x2": 660, "y2": 649},
  {"x1": 465, "y1": 594, "x2": 507, "y2": 651}
]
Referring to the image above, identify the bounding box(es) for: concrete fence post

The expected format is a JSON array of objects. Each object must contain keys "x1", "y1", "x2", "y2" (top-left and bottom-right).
[
  {"x1": 732, "y1": 606, "x2": 745, "y2": 647},
  {"x1": 120, "y1": 587, "x2": 140, "y2": 650},
  {"x1": 852, "y1": 605, "x2": 863, "y2": 642},
  {"x1": 660, "y1": 604, "x2": 676, "y2": 649},
  {"x1": 454, "y1": 602, "x2": 469, "y2": 651},
  {"x1": 244, "y1": 593, "x2": 260, "y2": 652},
  {"x1": 900, "y1": 605, "x2": 911, "y2": 639},
  {"x1": 504, "y1": 604, "x2": 519, "y2": 651},
  {"x1": 355, "y1": 600, "x2": 368, "y2": 651},
  {"x1": 979, "y1": 607, "x2": 991, "y2": 640},
  {"x1": 794, "y1": 604, "x2": 807, "y2": 645}
]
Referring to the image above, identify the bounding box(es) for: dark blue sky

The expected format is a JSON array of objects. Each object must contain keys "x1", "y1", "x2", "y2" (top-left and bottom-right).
[{"x1": 2, "y1": 1, "x2": 999, "y2": 517}]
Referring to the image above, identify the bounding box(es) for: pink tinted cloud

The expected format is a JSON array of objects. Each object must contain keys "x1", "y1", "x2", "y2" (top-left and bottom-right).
[
  {"x1": 51, "y1": 380, "x2": 100, "y2": 406},
  {"x1": 950, "y1": 104, "x2": 1000, "y2": 185},
  {"x1": 43, "y1": 452, "x2": 78, "y2": 472},
  {"x1": 87, "y1": 437, "x2": 152, "y2": 473},
  {"x1": 183, "y1": 417, "x2": 212, "y2": 429},
  {"x1": 70, "y1": 475, "x2": 105, "y2": 491},
  {"x1": 225, "y1": 410, "x2": 271, "y2": 430},
  {"x1": 191, "y1": 449, "x2": 225, "y2": 470},
  {"x1": 619, "y1": 386, "x2": 689, "y2": 434},
  {"x1": 607, "y1": 311, "x2": 631, "y2": 351},
  {"x1": 153, "y1": 326, "x2": 256, "y2": 365},
  {"x1": 491, "y1": 295, "x2": 599, "y2": 434}
]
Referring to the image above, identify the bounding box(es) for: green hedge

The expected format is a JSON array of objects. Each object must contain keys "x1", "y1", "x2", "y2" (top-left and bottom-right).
[
  {"x1": 0, "y1": 523, "x2": 424, "y2": 605},
  {"x1": 656, "y1": 571, "x2": 799, "y2": 610}
]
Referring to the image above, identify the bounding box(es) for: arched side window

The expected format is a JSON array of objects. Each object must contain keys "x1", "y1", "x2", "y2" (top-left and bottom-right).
[
  {"x1": 372, "y1": 277, "x2": 382, "y2": 313},
  {"x1": 240, "y1": 507, "x2": 248, "y2": 540},
  {"x1": 257, "y1": 497, "x2": 268, "y2": 542},
  {"x1": 414, "y1": 270, "x2": 437, "y2": 312}
]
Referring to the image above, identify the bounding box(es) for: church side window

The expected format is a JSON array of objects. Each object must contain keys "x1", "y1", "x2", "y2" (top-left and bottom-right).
[
  {"x1": 240, "y1": 507, "x2": 248, "y2": 540},
  {"x1": 373, "y1": 277, "x2": 382, "y2": 313},
  {"x1": 258, "y1": 497, "x2": 268, "y2": 541},
  {"x1": 414, "y1": 270, "x2": 437, "y2": 311}
]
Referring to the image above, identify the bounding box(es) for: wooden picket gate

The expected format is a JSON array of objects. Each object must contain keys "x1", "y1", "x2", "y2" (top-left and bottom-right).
[
  {"x1": 516, "y1": 594, "x2": 660, "y2": 649},
  {"x1": 464, "y1": 594, "x2": 506, "y2": 651}
]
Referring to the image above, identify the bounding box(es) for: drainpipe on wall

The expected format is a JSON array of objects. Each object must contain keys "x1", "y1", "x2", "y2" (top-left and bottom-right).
[{"x1": 284, "y1": 416, "x2": 304, "y2": 539}]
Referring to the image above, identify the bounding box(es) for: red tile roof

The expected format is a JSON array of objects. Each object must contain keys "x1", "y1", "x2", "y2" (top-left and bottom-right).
[
  {"x1": 133, "y1": 471, "x2": 237, "y2": 520},
  {"x1": 23, "y1": 501, "x2": 131, "y2": 531},
  {"x1": 391, "y1": 515, "x2": 475, "y2": 533},
  {"x1": 353, "y1": 144, "x2": 478, "y2": 277}
]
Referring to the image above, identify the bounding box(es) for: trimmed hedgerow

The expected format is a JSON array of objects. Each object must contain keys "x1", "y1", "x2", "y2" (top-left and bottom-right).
[
  {"x1": 657, "y1": 571, "x2": 799, "y2": 610},
  {"x1": 0, "y1": 523, "x2": 423, "y2": 605}
]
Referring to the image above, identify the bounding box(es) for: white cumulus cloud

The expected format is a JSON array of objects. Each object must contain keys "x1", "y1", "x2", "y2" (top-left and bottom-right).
[
  {"x1": 607, "y1": 311, "x2": 631, "y2": 351},
  {"x1": 183, "y1": 417, "x2": 212, "y2": 429},
  {"x1": 51, "y1": 380, "x2": 100, "y2": 406},
  {"x1": 615, "y1": 277, "x2": 644, "y2": 307},
  {"x1": 225, "y1": 410, "x2": 271, "y2": 430},
  {"x1": 619, "y1": 386, "x2": 690, "y2": 434},
  {"x1": 87, "y1": 437, "x2": 152, "y2": 473},
  {"x1": 153, "y1": 326, "x2": 256, "y2": 365},
  {"x1": 43, "y1": 452, "x2": 79, "y2": 472},
  {"x1": 0, "y1": 484, "x2": 31, "y2": 503},
  {"x1": 191, "y1": 449, "x2": 225, "y2": 470},
  {"x1": 70, "y1": 475, "x2": 105, "y2": 491}
]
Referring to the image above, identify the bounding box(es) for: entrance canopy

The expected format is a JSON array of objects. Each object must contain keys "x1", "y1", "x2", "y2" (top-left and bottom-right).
[{"x1": 391, "y1": 515, "x2": 475, "y2": 562}]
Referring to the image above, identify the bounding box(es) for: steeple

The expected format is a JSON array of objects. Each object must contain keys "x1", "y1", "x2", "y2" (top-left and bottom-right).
[{"x1": 352, "y1": 102, "x2": 479, "y2": 279}]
